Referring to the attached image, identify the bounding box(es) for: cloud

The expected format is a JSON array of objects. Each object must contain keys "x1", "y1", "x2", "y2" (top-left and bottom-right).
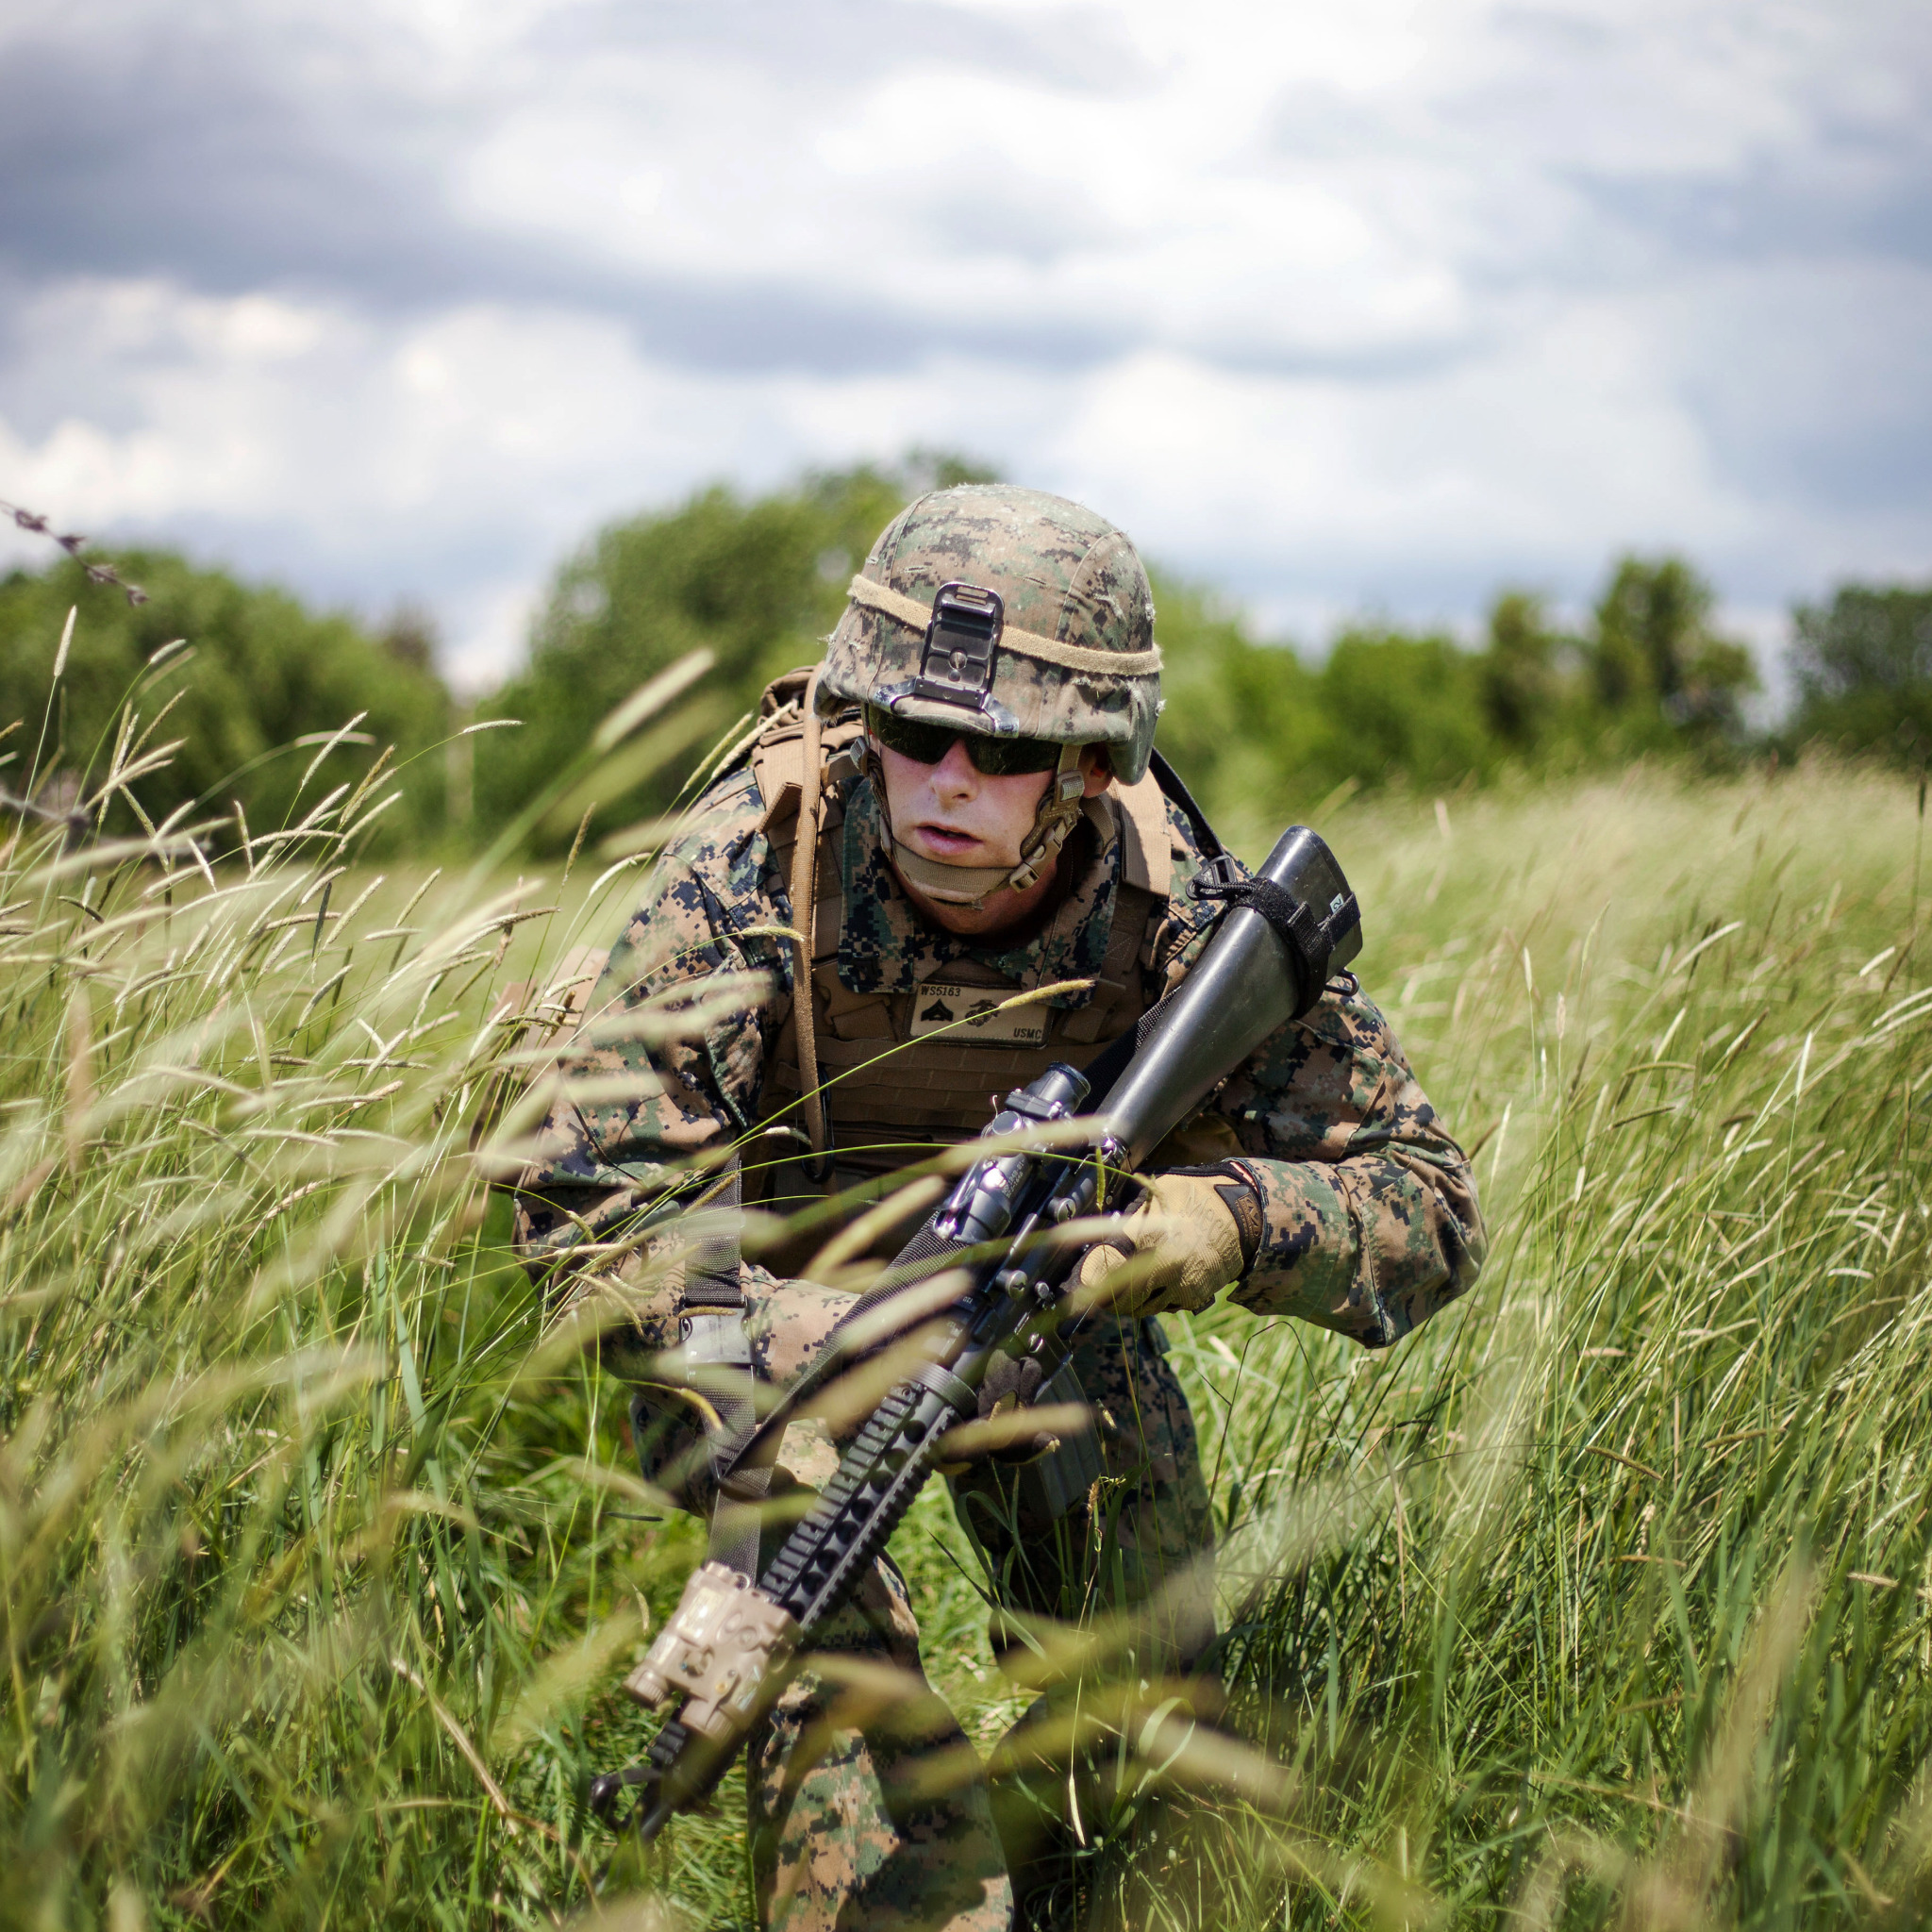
[{"x1": 1, "y1": 0, "x2": 1929, "y2": 692}]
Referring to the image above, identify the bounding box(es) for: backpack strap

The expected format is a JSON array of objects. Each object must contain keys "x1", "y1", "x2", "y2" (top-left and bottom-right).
[
  {"x1": 1147, "y1": 747, "x2": 1225, "y2": 861},
  {"x1": 786, "y1": 670, "x2": 832, "y2": 1181},
  {"x1": 1110, "y1": 767, "x2": 1174, "y2": 899},
  {"x1": 751, "y1": 672, "x2": 864, "y2": 835},
  {"x1": 751, "y1": 673, "x2": 866, "y2": 1188}
]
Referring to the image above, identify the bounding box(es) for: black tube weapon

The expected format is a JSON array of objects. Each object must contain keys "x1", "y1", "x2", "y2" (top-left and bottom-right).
[{"x1": 589, "y1": 824, "x2": 1360, "y2": 1838}]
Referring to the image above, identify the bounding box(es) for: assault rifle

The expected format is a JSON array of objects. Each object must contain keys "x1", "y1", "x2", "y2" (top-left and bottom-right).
[{"x1": 588, "y1": 825, "x2": 1361, "y2": 1839}]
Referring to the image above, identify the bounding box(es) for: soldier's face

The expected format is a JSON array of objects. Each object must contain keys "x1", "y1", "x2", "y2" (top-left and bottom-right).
[{"x1": 874, "y1": 733, "x2": 1109, "y2": 937}]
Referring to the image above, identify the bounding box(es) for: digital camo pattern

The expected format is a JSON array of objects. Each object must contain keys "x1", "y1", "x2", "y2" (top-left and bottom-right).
[
  {"x1": 514, "y1": 761, "x2": 1485, "y2": 1351},
  {"x1": 818, "y1": 484, "x2": 1163, "y2": 784},
  {"x1": 1213, "y1": 987, "x2": 1486, "y2": 1346},
  {"x1": 510, "y1": 745, "x2": 1485, "y2": 1929},
  {"x1": 750, "y1": 1557, "x2": 1011, "y2": 1932},
  {"x1": 599, "y1": 1263, "x2": 853, "y2": 1509},
  {"x1": 952, "y1": 1317, "x2": 1214, "y2": 1925},
  {"x1": 952, "y1": 1316, "x2": 1215, "y2": 1661},
  {"x1": 511, "y1": 759, "x2": 791, "y2": 1274},
  {"x1": 511, "y1": 761, "x2": 1215, "y2": 1276},
  {"x1": 608, "y1": 1280, "x2": 1208, "y2": 1928}
]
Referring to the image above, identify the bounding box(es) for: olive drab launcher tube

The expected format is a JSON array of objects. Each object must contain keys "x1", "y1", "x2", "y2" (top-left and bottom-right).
[{"x1": 589, "y1": 824, "x2": 1363, "y2": 1840}]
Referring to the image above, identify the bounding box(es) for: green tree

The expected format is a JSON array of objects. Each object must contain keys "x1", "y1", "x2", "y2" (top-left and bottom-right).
[
  {"x1": 474, "y1": 471, "x2": 1768, "y2": 851},
  {"x1": 1155, "y1": 585, "x2": 1504, "y2": 838},
  {"x1": 1790, "y1": 582, "x2": 1932, "y2": 762},
  {"x1": 1590, "y1": 555, "x2": 1757, "y2": 740},
  {"x1": 475, "y1": 454, "x2": 993, "y2": 843},
  {"x1": 0, "y1": 552, "x2": 450, "y2": 847},
  {"x1": 1479, "y1": 591, "x2": 1572, "y2": 748},
  {"x1": 1316, "y1": 625, "x2": 1494, "y2": 791},
  {"x1": 1146, "y1": 573, "x2": 1326, "y2": 844}
]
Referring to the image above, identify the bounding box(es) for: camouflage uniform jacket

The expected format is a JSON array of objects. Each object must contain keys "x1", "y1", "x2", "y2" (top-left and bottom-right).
[{"x1": 514, "y1": 757, "x2": 1485, "y2": 1347}]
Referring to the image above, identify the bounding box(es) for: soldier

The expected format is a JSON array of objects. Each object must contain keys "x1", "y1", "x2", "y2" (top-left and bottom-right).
[{"x1": 513, "y1": 484, "x2": 1484, "y2": 1930}]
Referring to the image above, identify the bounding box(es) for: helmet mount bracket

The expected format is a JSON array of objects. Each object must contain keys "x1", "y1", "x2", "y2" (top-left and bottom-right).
[{"x1": 873, "y1": 582, "x2": 1021, "y2": 734}]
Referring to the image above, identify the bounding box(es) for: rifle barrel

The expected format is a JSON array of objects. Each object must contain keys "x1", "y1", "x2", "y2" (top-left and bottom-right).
[{"x1": 1103, "y1": 825, "x2": 1328, "y2": 1165}]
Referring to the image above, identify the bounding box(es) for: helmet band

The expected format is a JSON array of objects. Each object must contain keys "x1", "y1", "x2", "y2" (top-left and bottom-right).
[{"x1": 847, "y1": 575, "x2": 1162, "y2": 678}]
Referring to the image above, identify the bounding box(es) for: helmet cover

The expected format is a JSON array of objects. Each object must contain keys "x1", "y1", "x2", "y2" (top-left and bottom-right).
[{"x1": 820, "y1": 484, "x2": 1161, "y2": 785}]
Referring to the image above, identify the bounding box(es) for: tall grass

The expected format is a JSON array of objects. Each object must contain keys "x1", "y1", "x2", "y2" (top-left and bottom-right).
[
  {"x1": 1125, "y1": 764, "x2": 1932, "y2": 1928},
  {"x1": 0, "y1": 637, "x2": 1926, "y2": 1932},
  {"x1": 0, "y1": 666, "x2": 744, "y2": 1929}
]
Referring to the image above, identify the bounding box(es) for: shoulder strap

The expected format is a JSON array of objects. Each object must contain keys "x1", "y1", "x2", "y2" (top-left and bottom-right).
[
  {"x1": 752, "y1": 676, "x2": 863, "y2": 841},
  {"x1": 1109, "y1": 772, "x2": 1174, "y2": 899},
  {"x1": 758, "y1": 666, "x2": 816, "y2": 721},
  {"x1": 786, "y1": 672, "x2": 832, "y2": 1180},
  {"x1": 1147, "y1": 748, "x2": 1224, "y2": 861},
  {"x1": 749, "y1": 669, "x2": 867, "y2": 1188},
  {"x1": 750, "y1": 675, "x2": 812, "y2": 836}
]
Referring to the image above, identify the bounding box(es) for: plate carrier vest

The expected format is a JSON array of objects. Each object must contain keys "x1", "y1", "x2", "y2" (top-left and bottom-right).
[{"x1": 742, "y1": 669, "x2": 1182, "y2": 1208}]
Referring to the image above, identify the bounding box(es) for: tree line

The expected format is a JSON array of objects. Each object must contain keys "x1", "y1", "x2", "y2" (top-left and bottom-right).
[{"x1": 2, "y1": 457, "x2": 1925, "y2": 852}]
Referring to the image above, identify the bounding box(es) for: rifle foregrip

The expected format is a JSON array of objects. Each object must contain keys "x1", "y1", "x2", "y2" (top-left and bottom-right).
[{"x1": 761, "y1": 1364, "x2": 975, "y2": 1629}]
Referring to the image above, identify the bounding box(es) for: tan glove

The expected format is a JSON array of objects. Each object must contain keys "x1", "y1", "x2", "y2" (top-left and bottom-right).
[{"x1": 1073, "y1": 1167, "x2": 1262, "y2": 1319}]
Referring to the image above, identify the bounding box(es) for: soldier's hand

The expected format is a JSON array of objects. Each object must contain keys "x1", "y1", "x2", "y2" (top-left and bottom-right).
[
  {"x1": 934, "y1": 1350, "x2": 1091, "y2": 1471},
  {"x1": 1073, "y1": 1166, "x2": 1262, "y2": 1319},
  {"x1": 969, "y1": 1350, "x2": 1055, "y2": 1464}
]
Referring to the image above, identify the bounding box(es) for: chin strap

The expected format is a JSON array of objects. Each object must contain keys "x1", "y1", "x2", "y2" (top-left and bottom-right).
[{"x1": 874, "y1": 740, "x2": 1088, "y2": 908}]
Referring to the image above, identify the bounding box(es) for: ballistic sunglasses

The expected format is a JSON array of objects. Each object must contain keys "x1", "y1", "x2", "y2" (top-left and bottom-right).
[{"x1": 864, "y1": 704, "x2": 1068, "y2": 776}]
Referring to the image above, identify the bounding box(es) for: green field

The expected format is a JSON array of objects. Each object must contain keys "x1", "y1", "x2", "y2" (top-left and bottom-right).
[{"x1": 2, "y1": 754, "x2": 1927, "y2": 1929}]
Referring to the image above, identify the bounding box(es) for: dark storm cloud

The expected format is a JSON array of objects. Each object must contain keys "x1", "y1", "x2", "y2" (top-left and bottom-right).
[
  {"x1": 0, "y1": 5, "x2": 1154, "y2": 379},
  {"x1": 0, "y1": 33, "x2": 481, "y2": 300},
  {"x1": 1567, "y1": 92, "x2": 1932, "y2": 275},
  {"x1": 529, "y1": 0, "x2": 1150, "y2": 96}
]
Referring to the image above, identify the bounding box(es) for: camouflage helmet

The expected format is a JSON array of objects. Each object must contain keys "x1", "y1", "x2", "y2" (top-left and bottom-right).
[{"x1": 819, "y1": 484, "x2": 1162, "y2": 785}]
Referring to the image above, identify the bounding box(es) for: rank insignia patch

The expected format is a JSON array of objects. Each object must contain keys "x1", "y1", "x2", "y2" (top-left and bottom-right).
[{"x1": 908, "y1": 981, "x2": 1047, "y2": 1047}]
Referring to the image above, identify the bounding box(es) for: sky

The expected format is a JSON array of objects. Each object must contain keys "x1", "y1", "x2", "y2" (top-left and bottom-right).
[{"x1": 1, "y1": 0, "x2": 1928, "y2": 696}]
